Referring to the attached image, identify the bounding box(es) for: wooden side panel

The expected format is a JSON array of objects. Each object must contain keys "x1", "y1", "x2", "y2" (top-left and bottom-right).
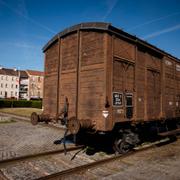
[
  {"x1": 81, "y1": 31, "x2": 105, "y2": 66},
  {"x1": 146, "y1": 53, "x2": 161, "y2": 120},
  {"x1": 147, "y1": 70, "x2": 161, "y2": 119},
  {"x1": 106, "y1": 34, "x2": 113, "y2": 130},
  {"x1": 61, "y1": 34, "x2": 78, "y2": 71},
  {"x1": 114, "y1": 37, "x2": 135, "y2": 61},
  {"x1": 146, "y1": 53, "x2": 161, "y2": 70},
  {"x1": 126, "y1": 64, "x2": 134, "y2": 91},
  {"x1": 164, "y1": 58, "x2": 175, "y2": 118},
  {"x1": 43, "y1": 42, "x2": 59, "y2": 117},
  {"x1": 78, "y1": 69, "x2": 104, "y2": 118},
  {"x1": 78, "y1": 31, "x2": 106, "y2": 130},
  {"x1": 113, "y1": 60, "x2": 134, "y2": 92},
  {"x1": 136, "y1": 50, "x2": 145, "y2": 120},
  {"x1": 59, "y1": 33, "x2": 78, "y2": 117},
  {"x1": 112, "y1": 59, "x2": 135, "y2": 122},
  {"x1": 113, "y1": 60, "x2": 124, "y2": 92},
  {"x1": 112, "y1": 60, "x2": 125, "y2": 122},
  {"x1": 175, "y1": 63, "x2": 180, "y2": 117}
]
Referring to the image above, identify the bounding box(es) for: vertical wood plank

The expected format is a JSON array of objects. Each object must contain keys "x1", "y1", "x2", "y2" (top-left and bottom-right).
[
  {"x1": 134, "y1": 43, "x2": 137, "y2": 121},
  {"x1": 160, "y1": 57, "x2": 165, "y2": 118},
  {"x1": 144, "y1": 53, "x2": 147, "y2": 120},
  {"x1": 77, "y1": 30, "x2": 81, "y2": 120},
  {"x1": 56, "y1": 37, "x2": 61, "y2": 119}
]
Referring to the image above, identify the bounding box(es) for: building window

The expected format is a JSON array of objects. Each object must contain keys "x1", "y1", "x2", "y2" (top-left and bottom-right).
[
  {"x1": 11, "y1": 91, "x2": 13, "y2": 97},
  {"x1": 1, "y1": 83, "x2": 3, "y2": 88},
  {"x1": 5, "y1": 84, "x2": 8, "y2": 88},
  {"x1": 6, "y1": 76, "x2": 8, "y2": 80},
  {"x1": 11, "y1": 84, "x2": 13, "y2": 88},
  {"x1": 16, "y1": 85, "x2": 18, "y2": 89},
  {"x1": 5, "y1": 91, "x2": 7, "y2": 98},
  {"x1": 0, "y1": 91, "x2": 2, "y2": 95},
  {"x1": 1, "y1": 76, "x2": 3, "y2": 80},
  {"x1": 12, "y1": 77, "x2": 14, "y2": 81},
  {"x1": 15, "y1": 92, "x2": 17, "y2": 96}
]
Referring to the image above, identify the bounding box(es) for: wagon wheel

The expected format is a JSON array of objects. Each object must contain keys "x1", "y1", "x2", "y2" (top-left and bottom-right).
[
  {"x1": 31, "y1": 112, "x2": 39, "y2": 125},
  {"x1": 67, "y1": 117, "x2": 80, "y2": 135},
  {"x1": 114, "y1": 138, "x2": 131, "y2": 154}
]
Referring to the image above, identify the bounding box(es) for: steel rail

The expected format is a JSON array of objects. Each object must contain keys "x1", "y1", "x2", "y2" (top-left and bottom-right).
[
  {"x1": 0, "y1": 170, "x2": 8, "y2": 180},
  {"x1": 36, "y1": 138, "x2": 172, "y2": 180},
  {"x1": 0, "y1": 146, "x2": 84, "y2": 167}
]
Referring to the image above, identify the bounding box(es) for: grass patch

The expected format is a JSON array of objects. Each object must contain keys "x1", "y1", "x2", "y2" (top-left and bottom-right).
[
  {"x1": 0, "y1": 108, "x2": 42, "y2": 117},
  {"x1": 0, "y1": 119, "x2": 16, "y2": 124}
]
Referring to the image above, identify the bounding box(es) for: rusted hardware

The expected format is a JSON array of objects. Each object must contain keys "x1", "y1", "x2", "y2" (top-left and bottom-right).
[
  {"x1": 31, "y1": 112, "x2": 51, "y2": 125},
  {"x1": 58, "y1": 97, "x2": 69, "y2": 125},
  {"x1": 80, "y1": 119, "x2": 93, "y2": 129},
  {"x1": 67, "y1": 118, "x2": 93, "y2": 134},
  {"x1": 31, "y1": 97, "x2": 93, "y2": 135},
  {"x1": 67, "y1": 117, "x2": 80, "y2": 135}
]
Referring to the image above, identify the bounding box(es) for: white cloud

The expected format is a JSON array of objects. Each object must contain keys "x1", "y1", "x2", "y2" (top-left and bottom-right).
[
  {"x1": 102, "y1": 0, "x2": 119, "y2": 21},
  {"x1": 0, "y1": 0, "x2": 55, "y2": 34},
  {"x1": 142, "y1": 24, "x2": 180, "y2": 40},
  {"x1": 128, "y1": 11, "x2": 180, "y2": 31},
  {"x1": 0, "y1": 42, "x2": 40, "y2": 49}
]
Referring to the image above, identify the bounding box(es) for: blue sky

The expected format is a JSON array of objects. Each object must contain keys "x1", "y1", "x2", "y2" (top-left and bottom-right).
[{"x1": 0, "y1": 0, "x2": 180, "y2": 71}]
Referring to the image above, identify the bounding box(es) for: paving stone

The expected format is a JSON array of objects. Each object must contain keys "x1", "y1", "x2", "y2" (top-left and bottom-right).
[{"x1": 0, "y1": 120, "x2": 69, "y2": 160}]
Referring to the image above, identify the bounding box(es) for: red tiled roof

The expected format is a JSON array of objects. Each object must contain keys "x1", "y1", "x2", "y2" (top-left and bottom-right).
[
  {"x1": 20, "y1": 70, "x2": 28, "y2": 78},
  {"x1": 0, "y1": 68, "x2": 19, "y2": 76},
  {"x1": 26, "y1": 70, "x2": 44, "y2": 76}
]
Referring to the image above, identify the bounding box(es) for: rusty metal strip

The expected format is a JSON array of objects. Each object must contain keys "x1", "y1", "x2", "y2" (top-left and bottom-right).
[{"x1": 158, "y1": 128, "x2": 180, "y2": 137}]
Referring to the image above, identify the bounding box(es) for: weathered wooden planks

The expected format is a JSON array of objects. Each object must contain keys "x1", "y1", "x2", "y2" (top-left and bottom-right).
[{"x1": 43, "y1": 23, "x2": 180, "y2": 132}]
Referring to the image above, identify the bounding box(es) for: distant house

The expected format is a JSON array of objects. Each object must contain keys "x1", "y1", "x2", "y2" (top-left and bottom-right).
[
  {"x1": 19, "y1": 70, "x2": 29, "y2": 99},
  {"x1": 0, "y1": 66, "x2": 44, "y2": 100},
  {"x1": 0, "y1": 66, "x2": 19, "y2": 99},
  {"x1": 26, "y1": 70, "x2": 44, "y2": 100}
]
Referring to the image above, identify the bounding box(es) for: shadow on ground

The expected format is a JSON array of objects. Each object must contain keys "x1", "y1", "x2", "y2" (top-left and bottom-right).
[
  {"x1": 54, "y1": 130, "x2": 115, "y2": 156},
  {"x1": 53, "y1": 130, "x2": 179, "y2": 157}
]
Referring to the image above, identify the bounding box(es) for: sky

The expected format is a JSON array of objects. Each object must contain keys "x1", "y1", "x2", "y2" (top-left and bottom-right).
[{"x1": 0, "y1": 0, "x2": 180, "y2": 71}]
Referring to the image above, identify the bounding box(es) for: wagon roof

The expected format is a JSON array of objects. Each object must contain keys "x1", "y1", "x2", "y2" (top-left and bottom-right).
[{"x1": 43, "y1": 22, "x2": 179, "y2": 62}]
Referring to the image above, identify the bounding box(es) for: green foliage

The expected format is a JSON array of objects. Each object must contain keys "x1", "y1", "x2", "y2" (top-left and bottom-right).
[
  {"x1": 31, "y1": 101, "x2": 42, "y2": 109},
  {"x1": 12, "y1": 100, "x2": 32, "y2": 108},
  {"x1": 0, "y1": 100, "x2": 42, "y2": 109},
  {"x1": 0, "y1": 100, "x2": 12, "y2": 108}
]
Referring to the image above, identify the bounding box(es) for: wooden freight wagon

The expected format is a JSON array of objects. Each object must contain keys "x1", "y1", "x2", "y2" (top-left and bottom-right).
[{"x1": 31, "y1": 22, "x2": 180, "y2": 153}]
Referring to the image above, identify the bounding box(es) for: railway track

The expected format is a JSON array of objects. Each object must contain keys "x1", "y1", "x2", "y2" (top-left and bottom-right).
[
  {"x1": 35, "y1": 137, "x2": 174, "y2": 180},
  {"x1": 0, "y1": 146, "x2": 84, "y2": 167},
  {"x1": 0, "y1": 137, "x2": 178, "y2": 180}
]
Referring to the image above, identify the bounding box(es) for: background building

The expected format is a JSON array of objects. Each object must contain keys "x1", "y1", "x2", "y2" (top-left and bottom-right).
[
  {"x1": 19, "y1": 71, "x2": 29, "y2": 99},
  {"x1": 0, "y1": 66, "x2": 19, "y2": 99},
  {"x1": 26, "y1": 70, "x2": 44, "y2": 99},
  {"x1": 0, "y1": 66, "x2": 44, "y2": 100}
]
